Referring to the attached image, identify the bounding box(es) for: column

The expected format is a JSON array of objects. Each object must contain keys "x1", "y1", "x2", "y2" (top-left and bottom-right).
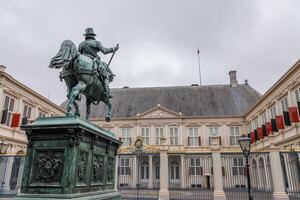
[
  {"x1": 180, "y1": 154, "x2": 186, "y2": 188},
  {"x1": 270, "y1": 150, "x2": 289, "y2": 200},
  {"x1": 212, "y1": 148, "x2": 226, "y2": 200},
  {"x1": 114, "y1": 155, "x2": 119, "y2": 190},
  {"x1": 148, "y1": 155, "x2": 153, "y2": 188},
  {"x1": 159, "y1": 147, "x2": 169, "y2": 200},
  {"x1": 132, "y1": 155, "x2": 137, "y2": 188}
]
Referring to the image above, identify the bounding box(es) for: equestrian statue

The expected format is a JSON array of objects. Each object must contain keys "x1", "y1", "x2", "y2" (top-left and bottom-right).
[{"x1": 49, "y1": 28, "x2": 119, "y2": 122}]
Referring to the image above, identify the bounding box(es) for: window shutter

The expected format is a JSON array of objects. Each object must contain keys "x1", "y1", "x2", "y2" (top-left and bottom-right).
[
  {"x1": 118, "y1": 167, "x2": 120, "y2": 175},
  {"x1": 188, "y1": 136, "x2": 190, "y2": 146},
  {"x1": 288, "y1": 107, "x2": 300, "y2": 123},
  {"x1": 21, "y1": 117, "x2": 28, "y2": 125},
  {"x1": 189, "y1": 167, "x2": 193, "y2": 175},
  {"x1": 283, "y1": 111, "x2": 291, "y2": 126},
  {"x1": 200, "y1": 167, "x2": 203, "y2": 176},
  {"x1": 222, "y1": 167, "x2": 225, "y2": 176},
  {"x1": 126, "y1": 167, "x2": 130, "y2": 175},
  {"x1": 271, "y1": 119, "x2": 278, "y2": 132},
  {"x1": 211, "y1": 167, "x2": 213, "y2": 175},
  {"x1": 1, "y1": 109, "x2": 8, "y2": 124},
  {"x1": 198, "y1": 136, "x2": 201, "y2": 146},
  {"x1": 11, "y1": 113, "x2": 20, "y2": 128},
  {"x1": 297, "y1": 101, "x2": 300, "y2": 116},
  {"x1": 219, "y1": 136, "x2": 222, "y2": 145},
  {"x1": 262, "y1": 125, "x2": 268, "y2": 137},
  {"x1": 275, "y1": 115, "x2": 285, "y2": 129}
]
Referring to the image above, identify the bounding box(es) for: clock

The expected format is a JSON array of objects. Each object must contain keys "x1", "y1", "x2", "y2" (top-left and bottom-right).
[{"x1": 134, "y1": 138, "x2": 143, "y2": 149}]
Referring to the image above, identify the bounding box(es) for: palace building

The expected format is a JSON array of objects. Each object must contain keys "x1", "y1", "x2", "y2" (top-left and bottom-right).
[
  {"x1": 84, "y1": 61, "x2": 300, "y2": 200},
  {"x1": 0, "y1": 65, "x2": 65, "y2": 197}
]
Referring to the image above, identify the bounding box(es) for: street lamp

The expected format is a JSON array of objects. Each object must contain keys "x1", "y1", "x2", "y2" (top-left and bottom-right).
[
  {"x1": 238, "y1": 136, "x2": 252, "y2": 200},
  {"x1": 0, "y1": 140, "x2": 9, "y2": 155}
]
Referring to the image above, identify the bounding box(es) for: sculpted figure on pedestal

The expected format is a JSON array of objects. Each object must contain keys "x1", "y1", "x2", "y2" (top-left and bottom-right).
[{"x1": 49, "y1": 28, "x2": 119, "y2": 122}]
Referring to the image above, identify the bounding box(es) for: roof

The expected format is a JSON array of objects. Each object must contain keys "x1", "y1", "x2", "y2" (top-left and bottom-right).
[{"x1": 65, "y1": 84, "x2": 261, "y2": 118}]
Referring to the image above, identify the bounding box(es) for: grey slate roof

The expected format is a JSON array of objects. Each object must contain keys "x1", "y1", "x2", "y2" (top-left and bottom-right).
[{"x1": 65, "y1": 84, "x2": 261, "y2": 118}]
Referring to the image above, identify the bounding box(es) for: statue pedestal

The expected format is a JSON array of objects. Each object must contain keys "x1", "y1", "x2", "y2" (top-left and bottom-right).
[{"x1": 15, "y1": 116, "x2": 121, "y2": 200}]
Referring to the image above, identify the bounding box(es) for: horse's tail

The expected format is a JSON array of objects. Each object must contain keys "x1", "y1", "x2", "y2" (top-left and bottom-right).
[{"x1": 49, "y1": 40, "x2": 78, "y2": 69}]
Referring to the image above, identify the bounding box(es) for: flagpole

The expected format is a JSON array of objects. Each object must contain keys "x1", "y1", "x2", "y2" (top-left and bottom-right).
[{"x1": 197, "y1": 47, "x2": 202, "y2": 85}]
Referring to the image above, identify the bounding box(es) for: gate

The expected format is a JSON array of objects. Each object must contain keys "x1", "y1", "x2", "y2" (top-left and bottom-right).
[
  {"x1": 0, "y1": 155, "x2": 25, "y2": 198},
  {"x1": 221, "y1": 152, "x2": 273, "y2": 200},
  {"x1": 117, "y1": 153, "x2": 159, "y2": 200},
  {"x1": 280, "y1": 151, "x2": 300, "y2": 200},
  {"x1": 169, "y1": 153, "x2": 214, "y2": 200}
]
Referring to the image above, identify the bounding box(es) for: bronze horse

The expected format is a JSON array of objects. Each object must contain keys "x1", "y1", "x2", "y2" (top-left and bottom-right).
[{"x1": 49, "y1": 40, "x2": 115, "y2": 122}]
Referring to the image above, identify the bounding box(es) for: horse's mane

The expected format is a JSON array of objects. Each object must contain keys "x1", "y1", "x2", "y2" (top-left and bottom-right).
[{"x1": 49, "y1": 40, "x2": 78, "y2": 69}]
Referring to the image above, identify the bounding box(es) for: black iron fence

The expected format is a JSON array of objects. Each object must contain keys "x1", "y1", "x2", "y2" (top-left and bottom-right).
[
  {"x1": 281, "y1": 151, "x2": 300, "y2": 200},
  {"x1": 0, "y1": 155, "x2": 25, "y2": 198},
  {"x1": 168, "y1": 153, "x2": 214, "y2": 200},
  {"x1": 221, "y1": 152, "x2": 274, "y2": 200},
  {"x1": 117, "y1": 154, "x2": 159, "y2": 200}
]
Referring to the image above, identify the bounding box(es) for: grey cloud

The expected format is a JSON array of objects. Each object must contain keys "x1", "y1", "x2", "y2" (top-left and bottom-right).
[{"x1": 0, "y1": 0, "x2": 300, "y2": 104}]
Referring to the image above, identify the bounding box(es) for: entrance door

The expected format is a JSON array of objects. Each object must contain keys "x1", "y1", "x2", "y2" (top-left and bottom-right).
[{"x1": 206, "y1": 176, "x2": 211, "y2": 189}]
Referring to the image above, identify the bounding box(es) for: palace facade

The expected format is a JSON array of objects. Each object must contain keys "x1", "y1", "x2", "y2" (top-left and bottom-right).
[
  {"x1": 87, "y1": 62, "x2": 300, "y2": 200},
  {"x1": 0, "y1": 65, "x2": 64, "y2": 196}
]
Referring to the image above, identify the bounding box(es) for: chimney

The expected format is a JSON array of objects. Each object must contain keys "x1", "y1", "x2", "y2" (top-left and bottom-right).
[
  {"x1": 229, "y1": 70, "x2": 238, "y2": 87},
  {"x1": 0, "y1": 65, "x2": 6, "y2": 72}
]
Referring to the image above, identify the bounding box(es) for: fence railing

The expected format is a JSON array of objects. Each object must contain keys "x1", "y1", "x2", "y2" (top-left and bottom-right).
[
  {"x1": 0, "y1": 155, "x2": 25, "y2": 198},
  {"x1": 221, "y1": 152, "x2": 274, "y2": 200},
  {"x1": 281, "y1": 151, "x2": 300, "y2": 200}
]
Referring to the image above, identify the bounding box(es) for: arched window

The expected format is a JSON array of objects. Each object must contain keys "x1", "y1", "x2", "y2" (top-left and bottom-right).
[
  {"x1": 259, "y1": 157, "x2": 266, "y2": 187},
  {"x1": 155, "y1": 162, "x2": 160, "y2": 180},
  {"x1": 170, "y1": 161, "x2": 179, "y2": 180},
  {"x1": 141, "y1": 161, "x2": 149, "y2": 180}
]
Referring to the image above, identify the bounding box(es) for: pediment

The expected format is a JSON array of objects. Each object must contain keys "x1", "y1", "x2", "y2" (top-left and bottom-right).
[{"x1": 138, "y1": 105, "x2": 181, "y2": 119}]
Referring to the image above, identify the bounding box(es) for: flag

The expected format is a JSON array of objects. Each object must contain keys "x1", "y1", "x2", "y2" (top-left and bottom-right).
[{"x1": 197, "y1": 47, "x2": 200, "y2": 55}]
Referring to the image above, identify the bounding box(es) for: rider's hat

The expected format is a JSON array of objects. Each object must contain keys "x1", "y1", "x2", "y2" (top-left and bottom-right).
[{"x1": 83, "y1": 28, "x2": 96, "y2": 36}]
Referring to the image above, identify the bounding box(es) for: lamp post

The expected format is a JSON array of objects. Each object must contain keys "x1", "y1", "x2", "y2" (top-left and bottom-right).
[
  {"x1": 134, "y1": 137, "x2": 143, "y2": 200},
  {"x1": 238, "y1": 136, "x2": 252, "y2": 200}
]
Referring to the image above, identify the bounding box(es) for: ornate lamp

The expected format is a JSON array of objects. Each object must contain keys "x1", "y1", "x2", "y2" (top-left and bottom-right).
[
  {"x1": 238, "y1": 136, "x2": 252, "y2": 200},
  {"x1": 0, "y1": 140, "x2": 9, "y2": 154},
  {"x1": 238, "y1": 136, "x2": 251, "y2": 157}
]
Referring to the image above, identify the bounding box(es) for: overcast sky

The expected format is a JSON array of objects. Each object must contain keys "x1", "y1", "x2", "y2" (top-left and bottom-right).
[{"x1": 1, "y1": 0, "x2": 300, "y2": 105}]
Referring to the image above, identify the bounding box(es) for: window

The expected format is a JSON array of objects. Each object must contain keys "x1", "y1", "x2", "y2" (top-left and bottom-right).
[
  {"x1": 170, "y1": 161, "x2": 179, "y2": 180},
  {"x1": 3, "y1": 95, "x2": 15, "y2": 126},
  {"x1": 23, "y1": 104, "x2": 32, "y2": 119},
  {"x1": 121, "y1": 128, "x2": 131, "y2": 146},
  {"x1": 295, "y1": 88, "x2": 300, "y2": 102},
  {"x1": 120, "y1": 158, "x2": 130, "y2": 175},
  {"x1": 260, "y1": 112, "x2": 266, "y2": 126},
  {"x1": 141, "y1": 161, "x2": 149, "y2": 180},
  {"x1": 232, "y1": 158, "x2": 244, "y2": 176},
  {"x1": 190, "y1": 158, "x2": 201, "y2": 175},
  {"x1": 281, "y1": 97, "x2": 289, "y2": 112},
  {"x1": 188, "y1": 127, "x2": 199, "y2": 146},
  {"x1": 209, "y1": 127, "x2": 219, "y2": 145},
  {"x1": 230, "y1": 127, "x2": 240, "y2": 146},
  {"x1": 141, "y1": 127, "x2": 150, "y2": 145},
  {"x1": 247, "y1": 123, "x2": 252, "y2": 133},
  {"x1": 155, "y1": 127, "x2": 164, "y2": 145},
  {"x1": 170, "y1": 127, "x2": 179, "y2": 145},
  {"x1": 155, "y1": 162, "x2": 160, "y2": 180},
  {"x1": 269, "y1": 106, "x2": 276, "y2": 119},
  {"x1": 39, "y1": 112, "x2": 47, "y2": 117}
]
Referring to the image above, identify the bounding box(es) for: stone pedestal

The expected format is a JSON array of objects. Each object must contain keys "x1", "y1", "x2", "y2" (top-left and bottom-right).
[{"x1": 15, "y1": 116, "x2": 121, "y2": 200}]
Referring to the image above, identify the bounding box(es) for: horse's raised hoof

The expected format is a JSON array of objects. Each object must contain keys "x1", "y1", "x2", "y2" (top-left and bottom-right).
[{"x1": 105, "y1": 116, "x2": 111, "y2": 122}]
